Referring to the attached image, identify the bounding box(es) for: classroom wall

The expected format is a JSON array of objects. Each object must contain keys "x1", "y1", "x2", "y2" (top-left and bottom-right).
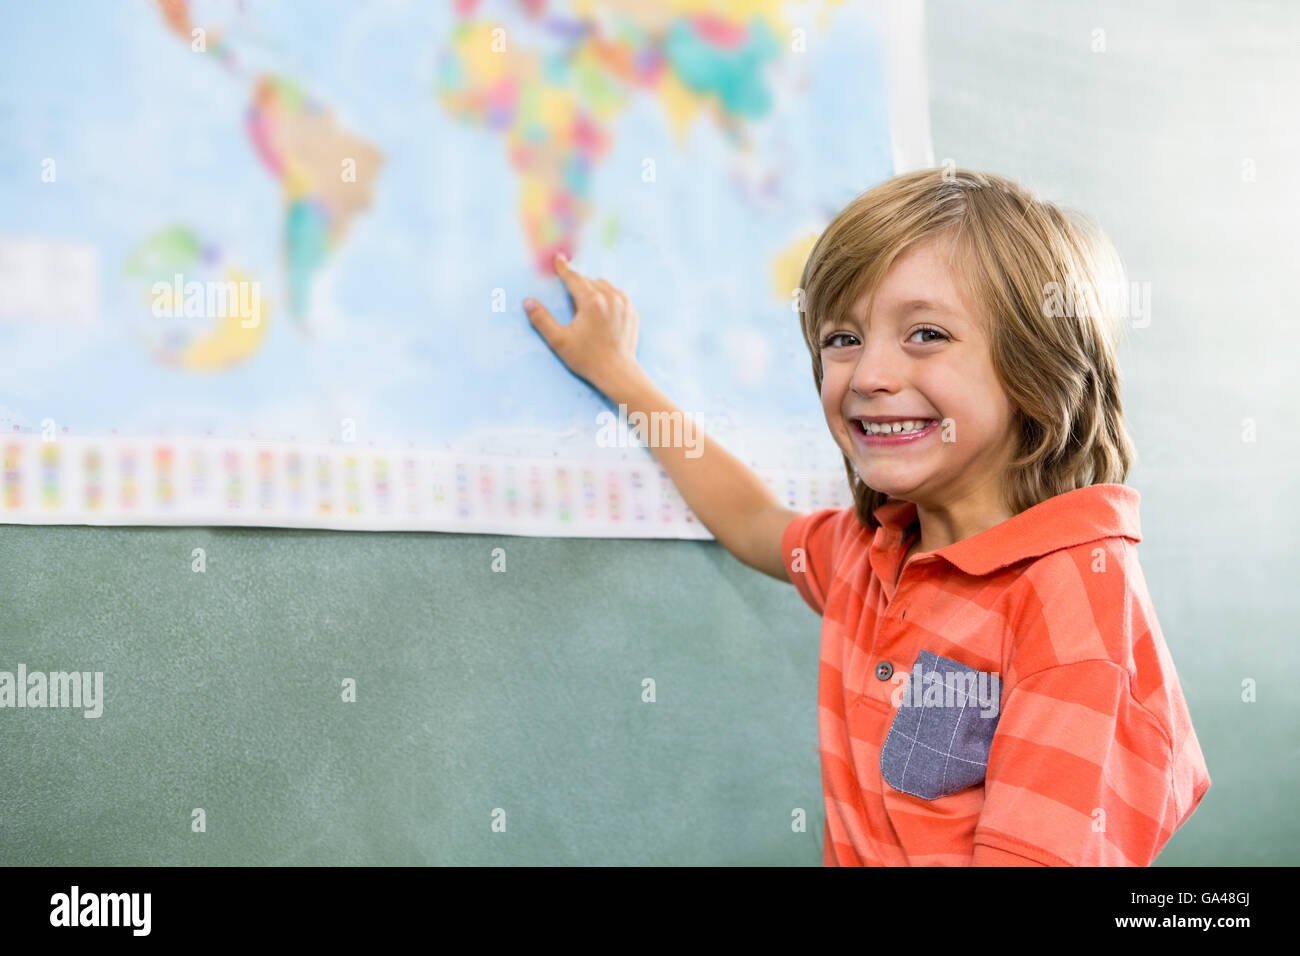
[{"x1": 2, "y1": 0, "x2": 1294, "y2": 865}]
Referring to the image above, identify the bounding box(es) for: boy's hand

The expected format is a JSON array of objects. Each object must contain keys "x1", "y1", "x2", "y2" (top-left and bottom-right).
[{"x1": 524, "y1": 252, "x2": 642, "y2": 397}]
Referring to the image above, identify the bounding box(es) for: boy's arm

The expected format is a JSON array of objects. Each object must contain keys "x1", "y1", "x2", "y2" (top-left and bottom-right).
[
  {"x1": 605, "y1": 368, "x2": 799, "y2": 582},
  {"x1": 525, "y1": 253, "x2": 799, "y2": 581}
]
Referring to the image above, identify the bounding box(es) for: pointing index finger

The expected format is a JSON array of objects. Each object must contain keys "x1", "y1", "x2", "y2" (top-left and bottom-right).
[{"x1": 554, "y1": 251, "x2": 593, "y2": 296}]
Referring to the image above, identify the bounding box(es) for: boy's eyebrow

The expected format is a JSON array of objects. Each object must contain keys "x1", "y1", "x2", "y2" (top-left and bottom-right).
[
  {"x1": 889, "y1": 298, "x2": 960, "y2": 317},
  {"x1": 834, "y1": 298, "x2": 962, "y2": 327}
]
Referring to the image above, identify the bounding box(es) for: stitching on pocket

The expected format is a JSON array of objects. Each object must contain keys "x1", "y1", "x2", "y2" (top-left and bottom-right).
[{"x1": 880, "y1": 649, "x2": 1002, "y2": 800}]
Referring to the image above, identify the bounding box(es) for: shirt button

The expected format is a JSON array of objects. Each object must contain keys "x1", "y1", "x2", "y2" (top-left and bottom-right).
[{"x1": 876, "y1": 661, "x2": 894, "y2": 681}]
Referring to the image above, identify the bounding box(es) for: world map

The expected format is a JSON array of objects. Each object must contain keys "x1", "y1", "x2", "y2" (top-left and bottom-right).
[{"x1": 0, "y1": 0, "x2": 928, "y2": 534}]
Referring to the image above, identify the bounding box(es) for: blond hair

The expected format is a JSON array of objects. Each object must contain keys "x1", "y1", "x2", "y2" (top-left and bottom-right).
[{"x1": 797, "y1": 167, "x2": 1137, "y2": 531}]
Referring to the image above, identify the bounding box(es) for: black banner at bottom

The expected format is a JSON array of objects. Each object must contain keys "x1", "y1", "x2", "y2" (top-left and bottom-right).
[{"x1": 0, "y1": 864, "x2": 1274, "y2": 941}]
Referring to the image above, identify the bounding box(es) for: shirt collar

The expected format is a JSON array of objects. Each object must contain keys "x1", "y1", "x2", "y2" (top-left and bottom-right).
[{"x1": 872, "y1": 483, "x2": 1142, "y2": 577}]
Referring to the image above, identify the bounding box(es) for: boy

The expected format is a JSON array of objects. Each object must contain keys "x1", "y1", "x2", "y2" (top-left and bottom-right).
[{"x1": 523, "y1": 167, "x2": 1211, "y2": 866}]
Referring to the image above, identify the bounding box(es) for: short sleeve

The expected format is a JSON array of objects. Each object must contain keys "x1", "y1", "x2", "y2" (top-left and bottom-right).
[
  {"x1": 973, "y1": 660, "x2": 1210, "y2": 866},
  {"x1": 781, "y1": 507, "x2": 852, "y2": 616}
]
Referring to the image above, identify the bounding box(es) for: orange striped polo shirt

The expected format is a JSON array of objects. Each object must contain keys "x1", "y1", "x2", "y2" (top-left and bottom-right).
[{"x1": 781, "y1": 483, "x2": 1211, "y2": 866}]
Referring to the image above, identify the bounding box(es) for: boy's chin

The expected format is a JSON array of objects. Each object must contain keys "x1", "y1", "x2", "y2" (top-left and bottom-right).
[{"x1": 853, "y1": 465, "x2": 927, "y2": 499}]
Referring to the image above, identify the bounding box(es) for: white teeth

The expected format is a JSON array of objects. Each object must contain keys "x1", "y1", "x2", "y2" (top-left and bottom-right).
[{"x1": 858, "y1": 419, "x2": 934, "y2": 435}]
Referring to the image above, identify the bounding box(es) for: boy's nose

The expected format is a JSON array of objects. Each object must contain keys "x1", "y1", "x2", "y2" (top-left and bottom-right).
[{"x1": 848, "y1": 343, "x2": 904, "y2": 396}]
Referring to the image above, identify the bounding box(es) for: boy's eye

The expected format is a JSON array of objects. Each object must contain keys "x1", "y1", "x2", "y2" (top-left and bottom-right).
[
  {"x1": 820, "y1": 327, "x2": 948, "y2": 349},
  {"x1": 820, "y1": 332, "x2": 857, "y2": 349},
  {"x1": 910, "y1": 326, "x2": 948, "y2": 344}
]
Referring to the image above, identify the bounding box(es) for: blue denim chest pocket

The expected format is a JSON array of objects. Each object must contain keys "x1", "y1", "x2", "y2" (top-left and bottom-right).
[{"x1": 880, "y1": 649, "x2": 1003, "y2": 800}]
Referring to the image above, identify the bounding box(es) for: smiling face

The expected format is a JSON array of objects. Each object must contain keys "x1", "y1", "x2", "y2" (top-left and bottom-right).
[{"x1": 818, "y1": 232, "x2": 1020, "y2": 516}]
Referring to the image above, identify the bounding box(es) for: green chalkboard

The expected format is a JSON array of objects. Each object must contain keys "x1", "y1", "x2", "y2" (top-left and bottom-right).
[{"x1": 0, "y1": 524, "x2": 826, "y2": 865}]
